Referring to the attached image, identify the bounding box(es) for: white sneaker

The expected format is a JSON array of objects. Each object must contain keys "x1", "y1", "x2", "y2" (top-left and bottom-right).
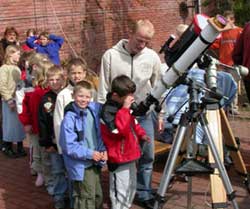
[
  {"x1": 35, "y1": 173, "x2": 44, "y2": 187},
  {"x1": 30, "y1": 168, "x2": 37, "y2": 176}
]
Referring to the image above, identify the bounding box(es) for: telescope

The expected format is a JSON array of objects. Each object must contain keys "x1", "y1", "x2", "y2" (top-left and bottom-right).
[
  {"x1": 159, "y1": 34, "x2": 175, "y2": 55},
  {"x1": 132, "y1": 14, "x2": 231, "y2": 116}
]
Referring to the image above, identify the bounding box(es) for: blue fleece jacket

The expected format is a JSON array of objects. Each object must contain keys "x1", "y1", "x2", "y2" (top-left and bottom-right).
[
  {"x1": 26, "y1": 34, "x2": 64, "y2": 65},
  {"x1": 59, "y1": 102, "x2": 106, "y2": 181}
]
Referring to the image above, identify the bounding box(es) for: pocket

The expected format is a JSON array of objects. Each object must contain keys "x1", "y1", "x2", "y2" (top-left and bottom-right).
[
  {"x1": 72, "y1": 181, "x2": 81, "y2": 198},
  {"x1": 107, "y1": 162, "x2": 119, "y2": 172}
]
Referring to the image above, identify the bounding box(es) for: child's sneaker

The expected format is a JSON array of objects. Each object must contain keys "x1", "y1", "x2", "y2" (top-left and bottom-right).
[
  {"x1": 30, "y1": 168, "x2": 37, "y2": 176},
  {"x1": 54, "y1": 200, "x2": 65, "y2": 209},
  {"x1": 3, "y1": 148, "x2": 17, "y2": 158},
  {"x1": 35, "y1": 173, "x2": 44, "y2": 187},
  {"x1": 17, "y1": 148, "x2": 27, "y2": 157}
]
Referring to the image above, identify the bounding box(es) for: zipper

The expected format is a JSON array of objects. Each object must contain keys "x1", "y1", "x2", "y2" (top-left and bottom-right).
[
  {"x1": 121, "y1": 137, "x2": 125, "y2": 154},
  {"x1": 120, "y1": 124, "x2": 137, "y2": 155},
  {"x1": 131, "y1": 55, "x2": 134, "y2": 79},
  {"x1": 130, "y1": 123, "x2": 138, "y2": 143}
]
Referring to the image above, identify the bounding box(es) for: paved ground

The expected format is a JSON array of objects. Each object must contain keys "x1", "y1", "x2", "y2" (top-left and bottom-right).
[{"x1": 0, "y1": 112, "x2": 249, "y2": 209}]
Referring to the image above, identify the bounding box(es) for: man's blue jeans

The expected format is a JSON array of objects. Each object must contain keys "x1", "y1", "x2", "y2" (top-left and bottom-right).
[
  {"x1": 136, "y1": 112, "x2": 155, "y2": 201},
  {"x1": 50, "y1": 152, "x2": 68, "y2": 203}
]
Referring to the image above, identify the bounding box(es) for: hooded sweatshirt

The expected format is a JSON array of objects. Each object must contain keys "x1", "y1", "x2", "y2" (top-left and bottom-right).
[{"x1": 97, "y1": 39, "x2": 161, "y2": 104}]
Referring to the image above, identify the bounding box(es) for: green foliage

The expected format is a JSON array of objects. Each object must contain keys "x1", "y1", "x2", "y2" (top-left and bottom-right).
[
  {"x1": 202, "y1": 0, "x2": 250, "y2": 26},
  {"x1": 202, "y1": 0, "x2": 233, "y2": 16},
  {"x1": 202, "y1": 0, "x2": 211, "y2": 7},
  {"x1": 216, "y1": 0, "x2": 232, "y2": 13},
  {"x1": 233, "y1": 0, "x2": 250, "y2": 26}
]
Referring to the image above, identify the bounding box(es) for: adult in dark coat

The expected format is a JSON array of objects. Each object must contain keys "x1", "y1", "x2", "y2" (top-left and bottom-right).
[
  {"x1": 0, "y1": 27, "x2": 19, "y2": 65},
  {"x1": 0, "y1": 26, "x2": 19, "y2": 149},
  {"x1": 233, "y1": 22, "x2": 250, "y2": 102}
]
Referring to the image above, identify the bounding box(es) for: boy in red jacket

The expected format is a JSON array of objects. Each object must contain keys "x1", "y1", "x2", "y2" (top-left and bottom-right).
[{"x1": 100, "y1": 75, "x2": 150, "y2": 209}]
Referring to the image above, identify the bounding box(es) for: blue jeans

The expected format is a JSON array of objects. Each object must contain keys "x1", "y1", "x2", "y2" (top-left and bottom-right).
[
  {"x1": 151, "y1": 110, "x2": 174, "y2": 144},
  {"x1": 50, "y1": 153, "x2": 68, "y2": 202},
  {"x1": 136, "y1": 112, "x2": 155, "y2": 201}
]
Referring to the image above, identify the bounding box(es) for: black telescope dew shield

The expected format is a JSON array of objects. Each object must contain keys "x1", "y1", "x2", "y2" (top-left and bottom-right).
[
  {"x1": 159, "y1": 34, "x2": 175, "y2": 54},
  {"x1": 132, "y1": 14, "x2": 228, "y2": 116}
]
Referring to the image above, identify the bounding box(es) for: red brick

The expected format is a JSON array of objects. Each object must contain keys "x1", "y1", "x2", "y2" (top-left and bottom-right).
[{"x1": 0, "y1": 0, "x2": 216, "y2": 71}]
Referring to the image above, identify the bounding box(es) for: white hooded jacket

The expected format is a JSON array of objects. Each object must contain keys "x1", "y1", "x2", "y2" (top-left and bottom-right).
[
  {"x1": 53, "y1": 84, "x2": 74, "y2": 153},
  {"x1": 97, "y1": 39, "x2": 161, "y2": 104}
]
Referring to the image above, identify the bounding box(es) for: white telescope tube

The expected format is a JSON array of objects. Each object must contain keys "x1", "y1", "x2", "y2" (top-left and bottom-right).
[{"x1": 151, "y1": 17, "x2": 227, "y2": 100}]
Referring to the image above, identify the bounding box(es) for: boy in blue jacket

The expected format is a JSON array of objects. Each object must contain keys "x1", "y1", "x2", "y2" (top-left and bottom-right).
[
  {"x1": 59, "y1": 80, "x2": 107, "y2": 209},
  {"x1": 26, "y1": 31, "x2": 64, "y2": 65}
]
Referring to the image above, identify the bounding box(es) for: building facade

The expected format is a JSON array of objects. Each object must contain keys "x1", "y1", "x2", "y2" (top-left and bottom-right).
[{"x1": 0, "y1": 0, "x2": 214, "y2": 72}]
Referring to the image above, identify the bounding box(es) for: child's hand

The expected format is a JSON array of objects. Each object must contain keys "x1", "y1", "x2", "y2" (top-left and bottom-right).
[
  {"x1": 158, "y1": 118, "x2": 164, "y2": 133},
  {"x1": 45, "y1": 147, "x2": 57, "y2": 153},
  {"x1": 123, "y1": 95, "x2": 135, "y2": 109},
  {"x1": 141, "y1": 135, "x2": 151, "y2": 143},
  {"x1": 92, "y1": 151, "x2": 102, "y2": 162},
  {"x1": 7, "y1": 99, "x2": 16, "y2": 111},
  {"x1": 24, "y1": 125, "x2": 32, "y2": 134},
  {"x1": 101, "y1": 151, "x2": 108, "y2": 161}
]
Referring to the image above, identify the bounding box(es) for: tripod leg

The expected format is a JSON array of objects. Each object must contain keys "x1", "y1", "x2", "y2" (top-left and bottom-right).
[
  {"x1": 200, "y1": 112, "x2": 239, "y2": 209},
  {"x1": 154, "y1": 115, "x2": 189, "y2": 209},
  {"x1": 206, "y1": 110, "x2": 227, "y2": 209},
  {"x1": 186, "y1": 124, "x2": 197, "y2": 209},
  {"x1": 220, "y1": 109, "x2": 248, "y2": 177},
  {"x1": 175, "y1": 124, "x2": 193, "y2": 166}
]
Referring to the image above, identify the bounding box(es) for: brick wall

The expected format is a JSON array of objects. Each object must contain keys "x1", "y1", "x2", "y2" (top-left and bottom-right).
[{"x1": 0, "y1": 0, "x2": 215, "y2": 72}]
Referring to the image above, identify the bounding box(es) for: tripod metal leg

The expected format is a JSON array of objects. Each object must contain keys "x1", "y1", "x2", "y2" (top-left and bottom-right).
[
  {"x1": 187, "y1": 176, "x2": 193, "y2": 209},
  {"x1": 186, "y1": 125, "x2": 196, "y2": 209},
  {"x1": 200, "y1": 112, "x2": 239, "y2": 209},
  {"x1": 154, "y1": 115, "x2": 189, "y2": 209}
]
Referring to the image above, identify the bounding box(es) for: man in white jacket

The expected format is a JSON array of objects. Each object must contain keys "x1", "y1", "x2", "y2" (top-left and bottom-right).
[{"x1": 97, "y1": 19, "x2": 161, "y2": 209}]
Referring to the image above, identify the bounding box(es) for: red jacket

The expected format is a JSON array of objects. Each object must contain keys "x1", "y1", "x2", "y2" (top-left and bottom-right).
[
  {"x1": 101, "y1": 107, "x2": 146, "y2": 164},
  {"x1": 21, "y1": 43, "x2": 33, "y2": 52},
  {"x1": 18, "y1": 86, "x2": 49, "y2": 134}
]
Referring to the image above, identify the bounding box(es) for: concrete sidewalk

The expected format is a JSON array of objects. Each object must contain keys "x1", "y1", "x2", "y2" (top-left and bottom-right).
[{"x1": 0, "y1": 113, "x2": 249, "y2": 209}]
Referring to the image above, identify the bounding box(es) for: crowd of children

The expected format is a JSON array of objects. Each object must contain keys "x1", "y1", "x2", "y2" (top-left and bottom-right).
[{"x1": 0, "y1": 25, "x2": 151, "y2": 209}]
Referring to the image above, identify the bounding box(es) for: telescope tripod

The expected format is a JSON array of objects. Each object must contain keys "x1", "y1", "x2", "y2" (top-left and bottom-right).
[
  {"x1": 220, "y1": 108, "x2": 250, "y2": 191},
  {"x1": 153, "y1": 81, "x2": 240, "y2": 209}
]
